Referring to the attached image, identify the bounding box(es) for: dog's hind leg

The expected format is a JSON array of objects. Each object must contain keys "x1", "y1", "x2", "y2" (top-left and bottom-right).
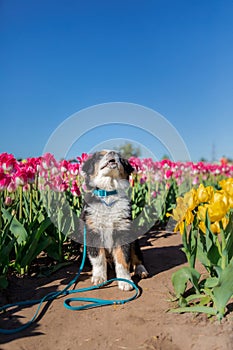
[{"x1": 130, "y1": 240, "x2": 149, "y2": 279}]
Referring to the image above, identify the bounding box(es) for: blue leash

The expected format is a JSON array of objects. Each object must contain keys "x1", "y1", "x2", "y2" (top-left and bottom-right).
[{"x1": 0, "y1": 226, "x2": 139, "y2": 335}]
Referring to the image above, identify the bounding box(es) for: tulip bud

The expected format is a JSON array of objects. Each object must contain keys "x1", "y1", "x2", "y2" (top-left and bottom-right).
[{"x1": 5, "y1": 196, "x2": 12, "y2": 206}]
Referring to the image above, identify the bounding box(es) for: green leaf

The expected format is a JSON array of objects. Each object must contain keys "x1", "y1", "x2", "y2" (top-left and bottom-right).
[
  {"x1": 172, "y1": 266, "x2": 201, "y2": 297},
  {"x1": 225, "y1": 212, "x2": 233, "y2": 261},
  {"x1": 20, "y1": 218, "x2": 52, "y2": 268},
  {"x1": 212, "y1": 258, "x2": 233, "y2": 318},
  {"x1": 2, "y1": 208, "x2": 28, "y2": 244},
  {"x1": 170, "y1": 305, "x2": 217, "y2": 316},
  {"x1": 197, "y1": 223, "x2": 221, "y2": 274},
  {"x1": 203, "y1": 276, "x2": 219, "y2": 288}
]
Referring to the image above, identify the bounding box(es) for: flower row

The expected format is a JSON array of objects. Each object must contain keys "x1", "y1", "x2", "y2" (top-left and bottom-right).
[
  {"x1": 169, "y1": 178, "x2": 233, "y2": 234},
  {"x1": 0, "y1": 152, "x2": 89, "y2": 196},
  {"x1": 1, "y1": 152, "x2": 233, "y2": 196}
]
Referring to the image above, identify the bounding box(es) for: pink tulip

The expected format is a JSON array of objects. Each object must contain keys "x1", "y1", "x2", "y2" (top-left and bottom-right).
[
  {"x1": 41, "y1": 153, "x2": 57, "y2": 170},
  {"x1": 0, "y1": 172, "x2": 11, "y2": 191},
  {"x1": 69, "y1": 163, "x2": 80, "y2": 176},
  {"x1": 129, "y1": 157, "x2": 142, "y2": 171},
  {"x1": 151, "y1": 191, "x2": 157, "y2": 198},
  {"x1": 161, "y1": 159, "x2": 172, "y2": 168},
  {"x1": 26, "y1": 170, "x2": 36, "y2": 184},
  {"x1": 71, "y1": 181, "x2": 81, "y2": 196},
  {"x1": 14, "y1": 170, "x2": 28, "y2": 187},
  {"x1": 5, "y1": 196, "x2": 13, "y2": 206},
  {"x1": 141, "y1": 158, "x2": 155, "y2": 171},
  {"x1": 165, "y1": 170, "x2": 173, "y2": 179},
  {"x1": 60, "y1": 160, "x2": 69, "y2": 173},
  {"x1": 0, "y1": 153, "x2": 16, "y2": 172},
  {"x1": 140, "y1": 175, "x2": 147, "y2": 184},
  {"x1": 77, "y1": 153, "x2": 89, "y2": 165},
  {"x1": 23, "y1": 184, "x2": 30, "y2": 191},
  {"x1": 192, "y1": 176, "x2": 199, "y2": 185},
  {"x1": 7, "y1": 181, "x2": 17, "y2": 193}
]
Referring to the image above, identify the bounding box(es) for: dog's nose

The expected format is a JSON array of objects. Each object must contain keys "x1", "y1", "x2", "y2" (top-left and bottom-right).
[
  {"x1": 107, "y1": 151, "x2": 117, "y2": 160},
  {"x1": 108, "y1": 151, "x2": 116, "y2": 156}
]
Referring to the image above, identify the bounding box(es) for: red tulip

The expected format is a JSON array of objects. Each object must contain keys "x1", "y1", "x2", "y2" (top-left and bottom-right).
[
  {"x1": 0, "y1": 153, "x2": 16, "y2": 172},
  {"x1": 71, "y1": 180, "x2": 81, "y2": 197},
  {"x1": 14, "y1": 170, "x2": 28, "y2": 187},
  {"x1": 0, "y1": 172, "x2": 11, "y2": 191}
]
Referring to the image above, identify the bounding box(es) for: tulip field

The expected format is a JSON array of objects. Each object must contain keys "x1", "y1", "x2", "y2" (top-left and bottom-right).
[{"x1": 1, "y1": 152, "x2": 233, "y2": 318}]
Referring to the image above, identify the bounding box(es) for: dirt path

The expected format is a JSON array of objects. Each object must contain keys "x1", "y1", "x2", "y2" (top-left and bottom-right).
[{"x1": 1, "y1": 230, "x2": 233, "y2": 350}]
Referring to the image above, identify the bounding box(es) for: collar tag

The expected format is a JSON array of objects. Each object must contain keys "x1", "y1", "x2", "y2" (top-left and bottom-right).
[{"x1": 93, "y1": 189, "x2": 118, "y2": 197}]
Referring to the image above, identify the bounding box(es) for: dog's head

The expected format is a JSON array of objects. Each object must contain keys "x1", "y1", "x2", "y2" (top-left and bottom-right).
[{"x1": 81, "y1": 150, "x2": 134, "y2": 190}]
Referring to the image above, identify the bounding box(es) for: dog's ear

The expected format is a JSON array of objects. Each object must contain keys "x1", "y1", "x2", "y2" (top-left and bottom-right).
[
  {"x1": 81, "y1": 154, "x2": 97, "y2": 190},
  {"x1": 81, "y1": 154, "x2": 95, "y2": 176},
  {"x1": 120, "y1": 158, "x2": 135, "y2": 176}
]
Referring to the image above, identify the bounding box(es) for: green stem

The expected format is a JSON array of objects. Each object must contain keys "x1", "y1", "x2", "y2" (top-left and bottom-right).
[
  {"x1": 182, "y1": 223, "x2": 191, "y2": 266},
  {"x1": 19, "y1": 186, "x2": 23, "y2": 220},
  {"x1": 220, "y1": 228, "x2": 227, "y2": 269},
  {"x1": 35, "y1": 173, "x2": 39, "y2": 203},
  {"x1": 29, "y1": 184, "x2": 33, "y2": 223},
  {"x1": 57, "y1": 196, "x2": 63, "y2": 261},
  {"x1": 0, "y1": 192, "x2": 2, "y2": 230},
  {"x1": 147, "y1": 171, "x2": 151, "y2": 206},
  {"x1": 189, "y1": 228, "x2": 198, "y2": 269}
]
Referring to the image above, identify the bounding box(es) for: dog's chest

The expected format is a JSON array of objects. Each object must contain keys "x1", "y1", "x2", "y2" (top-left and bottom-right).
[{"x1": 86, "y1": 195, "x2": 131, "y2": 231}]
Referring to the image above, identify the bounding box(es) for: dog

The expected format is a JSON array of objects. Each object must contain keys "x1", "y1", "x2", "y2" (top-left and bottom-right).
[{"x1": 81, "y1": 150, "x2": 148, "y2": 291}]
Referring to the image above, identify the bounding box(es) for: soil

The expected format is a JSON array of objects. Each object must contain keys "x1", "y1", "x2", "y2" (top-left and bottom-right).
[{"x1": 0, "y1": 228, "x2": 233, "y2": 350}]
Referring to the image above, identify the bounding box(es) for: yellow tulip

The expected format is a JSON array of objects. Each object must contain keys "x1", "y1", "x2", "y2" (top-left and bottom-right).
[
  {"x1": 183, "y1": 188, "x2": 199, "y2": 210},
  {"x1": 228, "y1": 196, "x2": 233, "y2": 208},
  {"x1": 199, "y1": 221, "x2": 206, "y2": 233},
  {"x1": 219, "y1": 178, "x2": 233, "y2": 196},
  {"x1": 197, "y1": 205, "x2": 207, "y2": 221},
  {"x1": 197, "y1": 184, "x2": 214, "y2": 203},
  {"x1": 207, "y1": 200, "x2": 228, "y2": 222},
  {"x1": 209, "y1": 217, "x2": 228, "y2": 234},
  {"x1": 221, "y1": 216, "x2": 229, "y2": 229},
  {"x1": 169, "y1": 197, "x2": 186, "y2": 222},
  {"x1": 185, "y1": 209, "x2": 194, "y2": 225},
  {"x1": 199, "y1": 220, "x2": 221, "y2": 234},
  {"x1": 210, "y1": 221, "x2": 220, "y2": 234},
  {"x1": 174, "y1": 220, "x2": 185, "y2": 235},
  {"x1": 211, "y1": 191, "x2": 229, "y2": 208}
]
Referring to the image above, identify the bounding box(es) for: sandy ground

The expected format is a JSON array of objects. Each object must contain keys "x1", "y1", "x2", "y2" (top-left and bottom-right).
[{"x1": 1, "y1": 229, "x2": 233, "y2": 350}]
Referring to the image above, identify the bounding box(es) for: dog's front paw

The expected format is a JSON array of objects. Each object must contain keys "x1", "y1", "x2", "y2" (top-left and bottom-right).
[
  {"x1": 91, "y1": 275, "x2": 107, "y2": 285},
  {"x1": 118, "y1": 279, "x2": 133, "y2": 291}
]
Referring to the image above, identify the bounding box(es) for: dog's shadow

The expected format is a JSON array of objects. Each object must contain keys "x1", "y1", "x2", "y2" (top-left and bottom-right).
[{"x1": 137, "y1": 229, "x2": 186, "y2": 278}]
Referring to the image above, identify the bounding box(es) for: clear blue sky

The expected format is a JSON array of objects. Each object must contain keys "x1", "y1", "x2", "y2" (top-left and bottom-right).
[{"x1": 1, "y1": 0, "x2": 233, "y2": 162}]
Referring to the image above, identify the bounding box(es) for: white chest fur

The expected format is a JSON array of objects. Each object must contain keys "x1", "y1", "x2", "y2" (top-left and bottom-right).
[{"x1": 86, "y1": 194, "x2": 131, "y2": 248}]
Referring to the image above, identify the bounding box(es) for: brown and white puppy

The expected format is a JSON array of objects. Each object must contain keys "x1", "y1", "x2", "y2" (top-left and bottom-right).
[{"x1": 81, "y1": 150, "x2": 148, "y2": 291}]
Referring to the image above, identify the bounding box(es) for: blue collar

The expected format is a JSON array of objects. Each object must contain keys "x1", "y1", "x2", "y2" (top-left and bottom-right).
[{"x1": 93, "y1": 189, "x2": 118, "y2": 197}]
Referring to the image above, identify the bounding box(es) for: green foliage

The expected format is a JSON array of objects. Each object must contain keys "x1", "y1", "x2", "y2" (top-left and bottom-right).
[
  {"x1": 130, "y1": 174, "x2": 177, "y2": 230},
  {"x1": 0, "y1": 214, "x2": 15, "y2": 288},
  {"x1": 115, "y1": 142, "x2": 141, "y2": 159},
  {"x1": 0, "y1": 187, "x2": 82, "y2": 288},
  {"x1": 172, "y1": 266, "x2": 201, "y2": 299},
  {"x1": 171, "y1": 210, "x2": 233, "y2": 320}
]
